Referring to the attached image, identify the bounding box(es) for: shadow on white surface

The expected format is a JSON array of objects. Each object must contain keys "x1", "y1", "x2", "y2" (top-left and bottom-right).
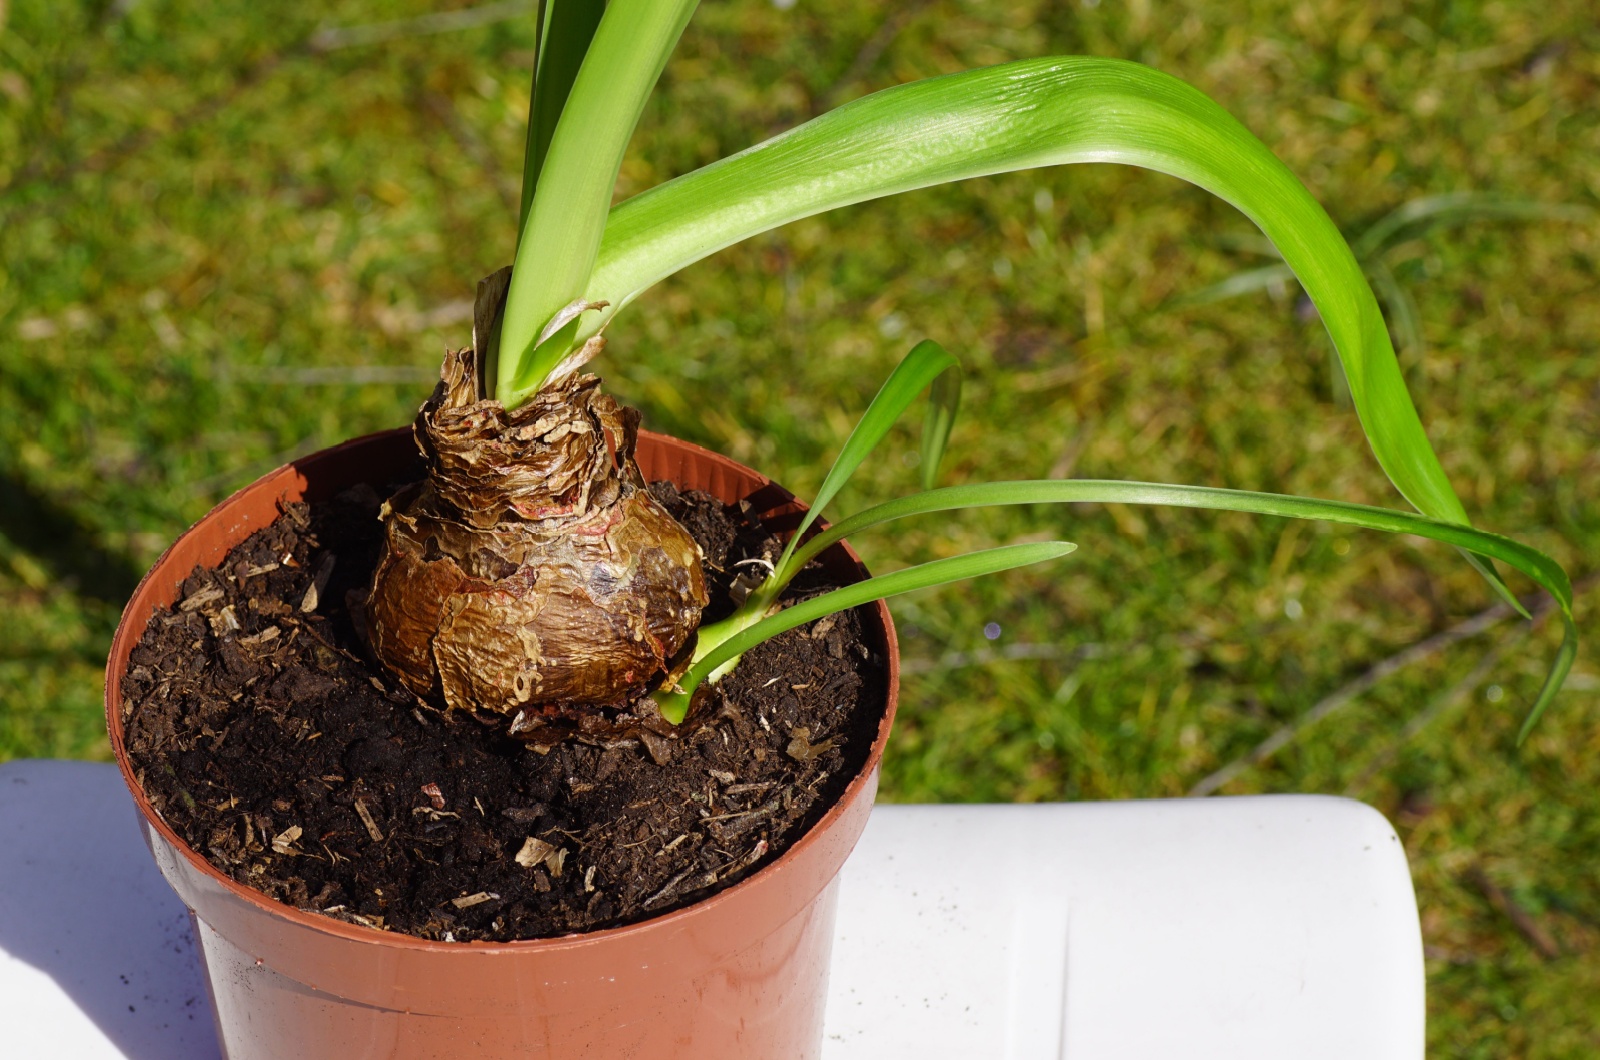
[{"x1": 0, "y1": 760, "x2": 221, "y2": 1059}]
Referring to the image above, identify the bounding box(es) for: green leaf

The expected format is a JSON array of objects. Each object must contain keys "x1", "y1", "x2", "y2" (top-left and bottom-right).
[
  {"x1": 519, "y1": 0, "x2": 606, "y2": 233},
  {"x1": 657, "y1": 541, "x2": 1076, "y2": 723},
  {"x1": 1517, "y1": 623, "x2": 1579, "y2": 745},
  {"x1": 498, "y1": 0, "x2": 699, "y2": 407},
  {"x1": 509, "y1": 311, "x2": 581, "y2": 393},
  {"x1": 774, "y1": 339, "x2": 957, "y2": 583},
  {"x1": 1170, "y1": 262, "x2": 1295, "y2": 308},
  {"x1": 1349, "y1": 192, "x2": 1594, "y2": 260},
  {"x1": 691, "y1": 340, "x2": 960, "y2": 685},
  {"x1": 784, "y1": 478, "x2": 1575, "y2": 738},
  {"x1": 920, "y1": 363, "x2": 962, "y2": 491},
  {"x1": 581, "y1": 56, "x2": 1512, "y2": 601}
]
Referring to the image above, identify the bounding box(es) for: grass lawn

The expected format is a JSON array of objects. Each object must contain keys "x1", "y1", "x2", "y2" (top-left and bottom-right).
[{"x1": 2, "y1": 0, "x2": 1596, "y2": 1051}]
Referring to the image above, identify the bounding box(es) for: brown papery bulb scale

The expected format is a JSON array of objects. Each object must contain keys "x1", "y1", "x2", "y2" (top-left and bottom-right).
[{"x1": 366, "y1": 346, "x2": 708, "y2": 721}]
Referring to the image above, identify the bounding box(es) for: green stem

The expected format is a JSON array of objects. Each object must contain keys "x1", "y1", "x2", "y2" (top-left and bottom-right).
[
  {"x1": 518, "y1": 0, "x2": 606, "y2": 233},
  {"x1": 498, "y1": 0, "x2": 699, "y2": 407}
]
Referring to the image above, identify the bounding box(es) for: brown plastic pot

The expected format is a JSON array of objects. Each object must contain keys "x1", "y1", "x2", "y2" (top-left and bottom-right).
[{"x1": 105, "y1": 428, "x2": 899, "y2": 1060}]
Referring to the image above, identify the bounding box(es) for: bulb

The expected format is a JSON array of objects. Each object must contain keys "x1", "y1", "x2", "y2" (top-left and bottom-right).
[{"x1": 366, "y1": 348, "x2": 707, "y2": 717}]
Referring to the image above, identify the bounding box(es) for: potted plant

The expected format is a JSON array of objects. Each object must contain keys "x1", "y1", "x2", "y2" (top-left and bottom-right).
[{"x1": 105, "y1": 3, "x2": 1576, "y2": 1057}]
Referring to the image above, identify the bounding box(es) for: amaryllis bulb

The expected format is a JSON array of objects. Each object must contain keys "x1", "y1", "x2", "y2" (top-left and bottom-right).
[{"x1": 366, "y1": 347, "x2": 707, "y2": 720}]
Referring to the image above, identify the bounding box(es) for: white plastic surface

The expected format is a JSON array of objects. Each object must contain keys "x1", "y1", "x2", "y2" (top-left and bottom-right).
[
  {"x1": 823, "y1": 799, "x2": 1424, "y2": 1059},
  {"x1": 0, "y1": 760, "x2": 218, "y2": 1060},
  {"x1": 0, "y1": 760, "x2": 1424, "y2": 1059}
]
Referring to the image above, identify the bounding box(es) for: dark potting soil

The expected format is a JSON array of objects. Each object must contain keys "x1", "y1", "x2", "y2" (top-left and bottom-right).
[{"x1": 122, "y1": 480, "x2": 886, "y2": 942}]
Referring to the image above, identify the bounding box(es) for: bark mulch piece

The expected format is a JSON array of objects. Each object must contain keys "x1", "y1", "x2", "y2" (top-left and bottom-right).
[{"x1": 123, "y1": 480, "x2": 886, "y2": 942}]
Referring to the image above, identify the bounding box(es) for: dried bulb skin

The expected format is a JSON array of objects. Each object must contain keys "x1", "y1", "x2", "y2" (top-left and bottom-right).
[{"x1": 366, "y1": 347, "x2": 708, "y2": 715}]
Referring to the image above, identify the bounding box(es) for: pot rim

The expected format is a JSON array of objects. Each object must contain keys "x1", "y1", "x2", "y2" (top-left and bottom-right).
[{"x1": 105, "y1": 427, "x2": 899, "y2": 954}]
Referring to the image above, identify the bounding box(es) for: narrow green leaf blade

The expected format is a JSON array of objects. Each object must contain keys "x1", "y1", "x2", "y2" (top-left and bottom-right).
[
  {"x1": 1517, "y1": 615, "x2": 1578, "y2": 745},
  {"x1": 672, "y1": 541, "x2": 1076, "y2": 719},
  {"x1": 582, "y1": 57, "x2": 1507, "y2": 596},
  {"x1": 920, "y1": 364, "x2": 962, "y2": 491},
  {"x1": 798, "y1": 339, "x2": 957, "y2": 542}
]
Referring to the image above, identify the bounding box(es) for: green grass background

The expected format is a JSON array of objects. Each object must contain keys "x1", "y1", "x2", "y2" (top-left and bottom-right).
[{"x1": 2, "y1": 0, "x2": 1596, "y2": 1051}]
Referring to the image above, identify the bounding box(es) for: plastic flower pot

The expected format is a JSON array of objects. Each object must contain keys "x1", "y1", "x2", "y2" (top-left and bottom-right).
[{"x1": 105, "y1": 427, "x2": 899, "y2": 1060}]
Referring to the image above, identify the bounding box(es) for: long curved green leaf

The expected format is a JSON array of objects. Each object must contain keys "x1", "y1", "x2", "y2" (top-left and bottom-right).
[
  {"x1": 656, "y1": 541, "x2": 1077, "y2": 723},
  {"x1": 786, "y1": 479, "x2": 1575, "y2": 739},
  {"x1": 582, "y1": 56, "x2": 1516, "y2": 604}
]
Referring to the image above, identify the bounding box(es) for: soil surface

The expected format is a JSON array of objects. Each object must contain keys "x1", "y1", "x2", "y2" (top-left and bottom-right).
[{"x1": 122, "y1": 480, "x2": 886, "y2": 942}]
